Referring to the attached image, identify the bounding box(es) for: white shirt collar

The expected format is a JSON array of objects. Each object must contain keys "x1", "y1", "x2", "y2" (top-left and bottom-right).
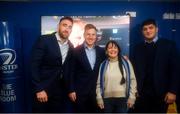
[
  {"x1": 84, "y1": 42, "x2": 95, "y2": 50},
  {"x1": 145, "y1": 36, "x2": 158, "y2": 43}
]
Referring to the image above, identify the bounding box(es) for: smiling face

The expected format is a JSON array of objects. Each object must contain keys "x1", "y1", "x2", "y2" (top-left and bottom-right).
[
  {"x1": 58, "y1": 19, "x2": 73, "y2": 40},
  {"x1": 84, "y1": 28, "x2": 97, "y2": 48},
  {"x1": 106, "y1": 42, "x2": 119, "y2": 60},
  {"x1": 83, "y1": 24, "x2": 97, "y2": 48},
  {"x1": 142, "y1": 24, "x2": 158, "y2": 42},
  {"x1": 141, "y1": 19, "x2": 158, "y2": 42}
]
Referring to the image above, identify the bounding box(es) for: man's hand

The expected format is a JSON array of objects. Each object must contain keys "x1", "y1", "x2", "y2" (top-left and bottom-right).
[
  {"x1": 68, "y1": 92, "x2": 76, "y2": 102},
  {"x1": 123, "y1": 55, "x2": 129, "y2": 60},
  {"x1": 36, "y1": 90, "x2": 48, "y2": 103},
  {"x1": 164, "y1": 92, "x2": 176, "y2": 104}
]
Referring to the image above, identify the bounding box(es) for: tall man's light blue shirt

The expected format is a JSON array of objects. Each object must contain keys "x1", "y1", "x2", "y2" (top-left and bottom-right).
[{"x1": 84, "y1": 43, "x2": 96, "y2": 70}]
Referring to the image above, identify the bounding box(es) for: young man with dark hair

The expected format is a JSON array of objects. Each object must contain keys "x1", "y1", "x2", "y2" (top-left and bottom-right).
[{"x1": 132, "y1": 19, "x2": 180, "y2": 113}]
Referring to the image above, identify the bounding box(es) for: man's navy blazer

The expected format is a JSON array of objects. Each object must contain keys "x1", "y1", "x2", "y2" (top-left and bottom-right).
[
  {"x1": 132, "y1": 38, "x2": 179, "y2": 97},
  {"x1": 70, "y1": 44, "x2": 105, "y2": 96},
  {"x1": 31, "y1": 32, "x2": 74, "y2": 96}
]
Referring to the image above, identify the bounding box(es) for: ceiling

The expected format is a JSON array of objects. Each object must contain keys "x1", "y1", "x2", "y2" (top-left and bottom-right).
[{"x1": 0, "y1": 0, "x2": 179, "y2": 2}]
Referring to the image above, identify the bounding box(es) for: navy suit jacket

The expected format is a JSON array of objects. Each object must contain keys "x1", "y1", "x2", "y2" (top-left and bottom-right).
[
  {"x1": 132, "y1": 38, "x2": 179, "y2": 97},
  {"x1": 31, "y1": 32, "x2": 74, "y2": 96},
  {"x1": 70, "y1": 44, "x2": 105, "y2": 96}
]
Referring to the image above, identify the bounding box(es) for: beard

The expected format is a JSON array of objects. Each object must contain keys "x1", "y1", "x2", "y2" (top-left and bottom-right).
[{"x1": 59, "y1": 31, "x2": 69, "y2": 39}]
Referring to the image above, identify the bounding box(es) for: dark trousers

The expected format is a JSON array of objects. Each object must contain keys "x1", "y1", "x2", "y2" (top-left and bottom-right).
[
  {"x1": 133, "y1": 96, "x2": 168, "y2": 113},
  {"x1": 176, "y1": 97, "x2": 180, "y2": 113},
  {"x1": 104, "y1": 97, "x2": 128, "y2": 113},
  {"x1": 75, "y1": 93, "x2": 100, "y2": 113},
  {"x1": 32, "y1": 93, "x2": 73, "y2": 113},
  {"x1": 32, "y1": 82, "x2": 74, "y2": 113}
]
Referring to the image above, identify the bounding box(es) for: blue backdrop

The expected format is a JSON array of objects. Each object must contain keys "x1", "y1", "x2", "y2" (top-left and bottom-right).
[
  {"x1": 0, "y1": 1, "x2": 179, "y2": 112},
  {"x1": 0, "y1": 22, "x2": 25, "y2": 112}
]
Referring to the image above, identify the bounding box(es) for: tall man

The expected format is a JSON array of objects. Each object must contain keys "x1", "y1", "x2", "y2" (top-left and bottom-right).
[
  {"x1": 132, "y1": 19, "x2": 180, "y2": 113},
  {"x1": 68, "y1": 24, "x2": 105, "y2": 112},
  {"x1": 31, "y1": 17, "x2": 74, "y2": 112}
]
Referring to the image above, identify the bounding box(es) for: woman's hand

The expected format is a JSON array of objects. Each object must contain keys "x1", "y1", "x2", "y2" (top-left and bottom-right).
[{"x1": 98, "y1": 103, "x2": 104, "y2": 109}]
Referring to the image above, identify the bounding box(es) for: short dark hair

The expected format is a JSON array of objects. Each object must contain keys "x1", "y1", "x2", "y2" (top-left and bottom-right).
[
  {"x1": 84, "y1": 24, "x2": 98, "y2": 32},
  {"x1": 59, "y1": 16, "x2": 73, "y2": 24},
  {"x1": 141, "y1": 19, "x2": 157, "y2": 29}
]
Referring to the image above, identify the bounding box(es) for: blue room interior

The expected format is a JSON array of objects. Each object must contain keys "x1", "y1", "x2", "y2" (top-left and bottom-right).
[{"x1": 0, "y1": 1, "x2": 180, "y2": 112}]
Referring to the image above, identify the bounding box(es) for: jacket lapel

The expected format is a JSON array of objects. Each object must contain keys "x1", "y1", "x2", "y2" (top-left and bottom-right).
[
  {"x1": 153, "y1": 39, "x2": 162, "y2": 73},
  {"x1": 94, "y1": 46, "x2": 100, "y2": 71},
  {"x1": 51, "y1": 33, "x2": 62, "y2": 64},
  {"x1": 80, "y1": 45, "x2": 93, "y2": 71},
  {"x1": 138, "y1": 43, "x2": 147, "y2": 79},
  {"x1": 63, "y1": 40, "x2": 74, "y2": 64}
]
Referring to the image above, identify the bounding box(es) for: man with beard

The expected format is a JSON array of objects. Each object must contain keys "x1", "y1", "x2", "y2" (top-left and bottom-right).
[{"x1": 31, "y1": 17, "x2": 74, "y2": 112}]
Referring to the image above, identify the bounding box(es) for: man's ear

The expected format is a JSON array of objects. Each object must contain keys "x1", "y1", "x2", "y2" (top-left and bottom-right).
[{"x1": 156, "y1": 27, "x2": 158, "y2": 33}]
